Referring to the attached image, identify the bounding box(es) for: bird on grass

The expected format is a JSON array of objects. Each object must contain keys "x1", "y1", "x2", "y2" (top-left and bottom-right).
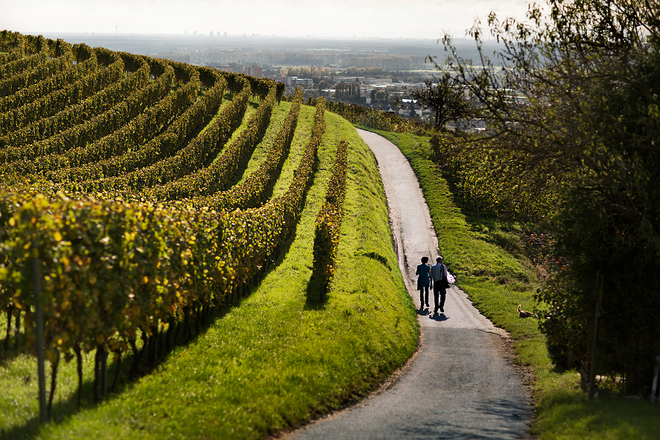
[{"x1": 517, "y1": 304, "x2": 534, "y2": 318}]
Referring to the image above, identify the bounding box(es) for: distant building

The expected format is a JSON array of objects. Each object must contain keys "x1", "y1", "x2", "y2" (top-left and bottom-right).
[
  {"x1": 454, "y1": 118, "x2": 487, "y2": 133},
  {"x1": 271, "y1": 75, "x2": 288, "y2": 84},
  {"x1": 244, "y1": 66, "x2": 263, "y2": 78},
  {"x1": 214, "y1": 65, "x2": 233, "y2": 73},
  {"x1": 290, "y1": 76, "x2": 313, "y2": 87}
]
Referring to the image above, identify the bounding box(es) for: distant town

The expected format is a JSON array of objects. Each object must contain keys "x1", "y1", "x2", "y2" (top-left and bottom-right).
[{"x1": 39, "y1": 32, "x2": 503, "y2": 127}]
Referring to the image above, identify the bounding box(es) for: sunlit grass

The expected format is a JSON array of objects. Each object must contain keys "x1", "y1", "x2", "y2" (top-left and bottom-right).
[
  {"x1": 235, "y1": 101, "x2": 290, "y2": 182},
  {"x1": 270, "y1": 104, "x2": 315, "y2": 198}
]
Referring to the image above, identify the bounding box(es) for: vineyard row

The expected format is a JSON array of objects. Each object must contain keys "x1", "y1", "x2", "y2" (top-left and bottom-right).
[{"x1": 312, "y1": 139, "x2": 349, "y2": 299}]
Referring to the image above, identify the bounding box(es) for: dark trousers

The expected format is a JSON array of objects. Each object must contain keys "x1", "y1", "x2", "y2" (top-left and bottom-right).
[
  {"x1": 433, "y1": 282, "x2": 446, "y2": 312},
  {"x1": 419, "y1": 285, "x2": 429, "y2": 306}
]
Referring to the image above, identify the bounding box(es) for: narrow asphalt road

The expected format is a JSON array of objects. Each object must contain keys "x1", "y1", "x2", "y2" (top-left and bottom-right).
[{"x1": 284, "y1": 129, "x2": 534, "y2": 440}]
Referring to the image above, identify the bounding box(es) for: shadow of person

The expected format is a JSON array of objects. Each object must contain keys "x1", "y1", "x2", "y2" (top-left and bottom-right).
[
  {"x1": 429, "y1": 313, "x2": 449, "y2": 322},
  {"x1": 417, "y1": 307, "x2": 431, "y2": 316}
]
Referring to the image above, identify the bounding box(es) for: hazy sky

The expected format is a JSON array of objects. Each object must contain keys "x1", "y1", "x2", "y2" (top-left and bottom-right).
[{"x1": 1, "y1": 0, "x2": 531, "y2": 39}]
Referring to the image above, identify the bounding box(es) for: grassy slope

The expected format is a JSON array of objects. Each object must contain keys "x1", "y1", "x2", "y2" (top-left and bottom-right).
[
  {"x1": 0, "y1": 109, "x2": 419, "y2": 439},
  {"x1": 375, "y1": 130, "x2": 660, "y2": 440},
  {"x1": 271, "y1": 104, "x2": 315, "y2": 197}
]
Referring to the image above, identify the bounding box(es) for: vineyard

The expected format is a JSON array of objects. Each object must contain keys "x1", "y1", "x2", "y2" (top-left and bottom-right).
[{"x1": 0, "y1": 30, "x2": 420, "y2": 436}]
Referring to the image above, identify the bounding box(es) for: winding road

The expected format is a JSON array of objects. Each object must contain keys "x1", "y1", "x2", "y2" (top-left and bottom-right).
[{"x1": 285, "y1": 129, "x2": 534, "y2": 439}]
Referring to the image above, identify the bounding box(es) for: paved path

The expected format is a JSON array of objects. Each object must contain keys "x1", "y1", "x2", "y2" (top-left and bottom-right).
[{"x1": 285, "y1": 130, "x2": 533, "y2": 439}]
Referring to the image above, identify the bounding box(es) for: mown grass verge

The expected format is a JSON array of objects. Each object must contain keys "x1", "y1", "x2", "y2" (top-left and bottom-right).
[
  {"x1": 374, "y1": 129, "x2": 660, "y2": 440},
  {"x1": 0, "y1": 110, "x2": 419, "y2": 439}
]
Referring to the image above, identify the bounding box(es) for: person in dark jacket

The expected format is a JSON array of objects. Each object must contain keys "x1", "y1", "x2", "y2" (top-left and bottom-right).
[{"x1": 430, "y1": 256, "x2": 448, "y2": 314}]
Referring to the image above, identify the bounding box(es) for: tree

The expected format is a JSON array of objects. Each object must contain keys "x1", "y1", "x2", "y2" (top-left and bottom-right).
[
  {"x1": 411, "y1": 73, "x2": 470, "y2": 129},
  {"x1": 441, "y1": 0, "x2": 660, "y2": 393},
  {"x1": 334, "y1": 82, "x2": 347, "y2": 99},
  {"x1": 317, "y1": 79, "x2": 332, "y2": 92},
  {"x1": 375, "y1": 89, "x2": 387, "y2": 102},
  {"x1": 352, "y1": 81, "x2": 360, "y2": 98}
]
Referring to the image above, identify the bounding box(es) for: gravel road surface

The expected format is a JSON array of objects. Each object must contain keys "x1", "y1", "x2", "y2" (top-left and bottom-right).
[{"x1": 285, "y1": 129, "x2": 533, "y2": 439}]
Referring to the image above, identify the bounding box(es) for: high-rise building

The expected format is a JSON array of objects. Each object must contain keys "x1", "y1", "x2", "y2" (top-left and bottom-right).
[{"x1": 244, "y1": 66, "x2": 263, "y2": 78}]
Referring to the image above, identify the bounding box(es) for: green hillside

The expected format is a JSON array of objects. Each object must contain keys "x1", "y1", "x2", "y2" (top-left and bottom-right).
[{"x1": 0, "y1": 31, "x2": 418, "y2": 439}]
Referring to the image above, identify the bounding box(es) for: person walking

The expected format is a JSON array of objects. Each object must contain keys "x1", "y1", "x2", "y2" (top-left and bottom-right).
[
  {"x1": 430, "y1": 256, "x2": 448, "y2": 314},
  {"x1": 416, "y1": 256, "x2": 431, "y2": 308}
]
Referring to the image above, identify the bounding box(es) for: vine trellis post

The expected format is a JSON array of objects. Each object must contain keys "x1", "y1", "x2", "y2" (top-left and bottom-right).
[{"x1": 32, "y1": 240, "x2": 47, "y2": 422}]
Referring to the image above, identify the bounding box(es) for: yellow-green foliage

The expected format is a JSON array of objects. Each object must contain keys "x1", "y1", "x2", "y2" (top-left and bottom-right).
[
  {"x1": 201, "y1": 88, "x2": 305, "y2": 211},
  {"x1": 324, "y1": 99, "x2": 422, "y2": 133},
  {"x1": 146, "y1": 81, "x2": 278, "y2": 201},
  {"x1": 1, "y1": 58, "x2": 175, "y2": 176},
  {"x1": 311, "y1": 139, "x2": 349, "y2": 297},
  {"x1": 0, "y1": 39, "x2": 75, "y2": 114},
  {"x1": 433, "y1": 134, "x2": 559, "y2": 221},
  {"x1": 0, "y1": 47, "x2": 124, "y2": 140}
]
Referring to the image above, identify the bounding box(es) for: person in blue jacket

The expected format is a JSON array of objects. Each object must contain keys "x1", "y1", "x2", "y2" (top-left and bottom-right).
[{"x1": 416, "y1": 256, "x2": 431, "y2": 308}]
